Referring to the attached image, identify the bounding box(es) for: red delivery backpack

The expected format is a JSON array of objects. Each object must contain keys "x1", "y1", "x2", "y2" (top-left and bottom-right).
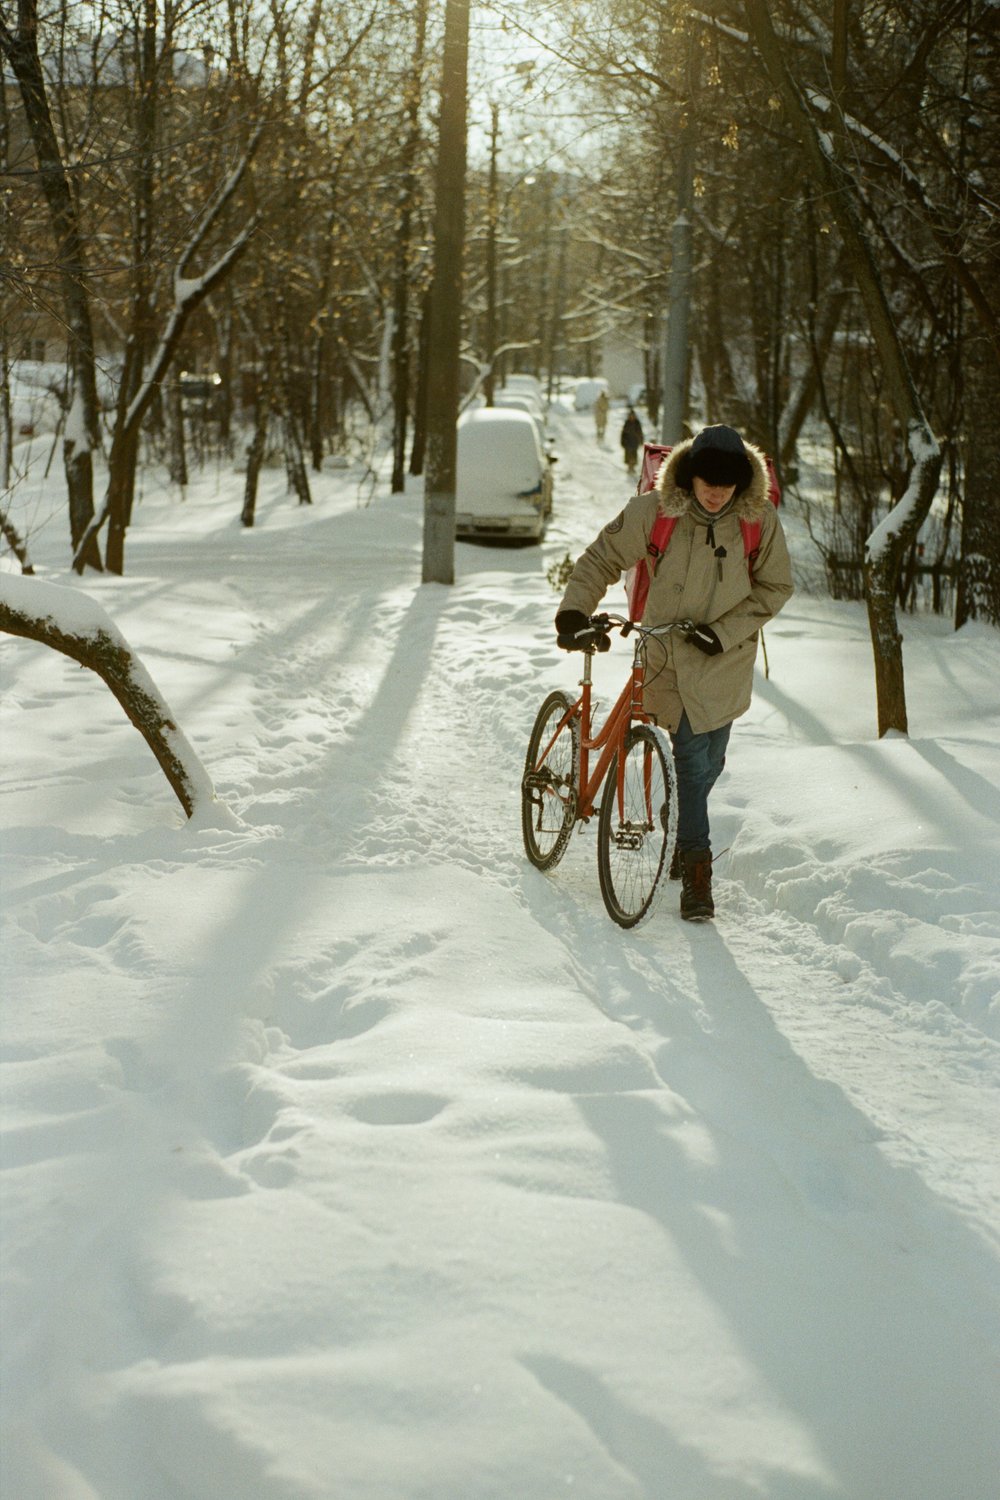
[{"x1": 625, "y1": 442, "x2": 781, "y2": 623}]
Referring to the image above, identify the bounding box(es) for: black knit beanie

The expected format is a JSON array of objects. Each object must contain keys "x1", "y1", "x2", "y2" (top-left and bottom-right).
[{"x1": 676, "y1": 425, "x2": 753, "y2": 492}]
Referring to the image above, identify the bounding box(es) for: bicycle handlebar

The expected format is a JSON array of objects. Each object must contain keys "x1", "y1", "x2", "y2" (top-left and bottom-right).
[{"x1": 585, "y1": 613, "x2": 696, "y2": 642}]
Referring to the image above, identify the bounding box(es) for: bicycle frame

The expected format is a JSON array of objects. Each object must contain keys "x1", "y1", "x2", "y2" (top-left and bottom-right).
[
  {"x1": 534, "y1": 633, "x2": 651, "y2": 826},
  {"x1": 523, "y1": 615, "x2": 694, "y2": 922}
]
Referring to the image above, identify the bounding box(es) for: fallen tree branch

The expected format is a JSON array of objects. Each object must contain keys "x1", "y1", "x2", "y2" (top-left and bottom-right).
[{"x1": 0, "y1": 573, "x2": 225, "y2": 820}]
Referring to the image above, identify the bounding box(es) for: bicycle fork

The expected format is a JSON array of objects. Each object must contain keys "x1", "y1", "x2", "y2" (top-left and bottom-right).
[
  {"x1": 527, "y1": 646, "x2": 654, "y2": 831},
  {"x1": 580, "y1": 652, "x2": 649, "y2": 826}
]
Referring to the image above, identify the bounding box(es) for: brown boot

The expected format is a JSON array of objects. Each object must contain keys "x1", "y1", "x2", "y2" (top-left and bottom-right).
[{"x1": 680, "y1": 848, "x2": 714, "y2": 921}]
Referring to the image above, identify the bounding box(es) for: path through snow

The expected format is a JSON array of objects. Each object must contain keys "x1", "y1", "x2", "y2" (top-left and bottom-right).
[{"x1": 2, "y1": 407, "x2": 998, "y2": 1499}]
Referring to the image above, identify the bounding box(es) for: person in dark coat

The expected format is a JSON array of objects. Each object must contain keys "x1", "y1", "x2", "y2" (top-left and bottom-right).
[{"x1": 620, "y1": 408, "x2": 643, "y2": 472}]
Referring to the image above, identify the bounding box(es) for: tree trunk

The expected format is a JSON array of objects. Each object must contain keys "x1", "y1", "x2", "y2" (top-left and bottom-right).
[
  {"x1": 409, "y1": 289, "x2": 431, "y2": 476},
  {"x1": 421, "y1": 0, "x2": 469, "y2": 585},
  {"x1": 482, "y1": 103, "x2": 500, "y2": 409},
  {"x1": 533, "y1": 176, "x2": 552, "y2": 384},
  {"x1": 283, "y1": 415, "x2": 312, "y2": 505},
  {"x1": 643, "y1": 310, "x2": 661, "y2": 430},
  {"x1": 955, "y1": 29, "x2": 1000, "y2": 630},
  {"x1": 167, "y1": 378, "x2": 188, "y2": 488},
  {"x1": 0, "y1": 336, "x2": 12, "y2": 493},
  {"x1": 956, "y1": 329, "x2": 1000, "y2": 627},
  {"x1": 660, "y1": 30, "x2": 698, "y2": 444},
  {"x1": 242, "y1": 400, "x2": 268, "y2": 527},
  {"x1": 545, "y1": 226, "x2": 569, "y2": 407},
  {"x1": 104, "y1": 422, "x2": 142, "y2": 574},
  {"x1": 391, "y1": 0, "x2": 428, "y2": 492},
  {"x1": 0, "y1": 2, "x2": 103, "y2": 570},
  {"x1": 309, "y1": 317, "x2": 328, "y2": 472},
  {"x1": 217, "y1": 308, "x2": 234, "y2": 450}
]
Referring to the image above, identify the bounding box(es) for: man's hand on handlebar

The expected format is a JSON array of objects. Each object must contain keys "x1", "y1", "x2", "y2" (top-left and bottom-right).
[{"x1": 554, "y1": 609, "x2": 612, "y2": 652}]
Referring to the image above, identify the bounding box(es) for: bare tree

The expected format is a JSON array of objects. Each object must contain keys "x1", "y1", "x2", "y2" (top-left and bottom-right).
[
  {"x1": 743, "y1": 0, "x2": 945, "y2": 735},
  {"x1": 0, "y1": 0, "x2": 103, "y2": 569},
  {"x1": 390, "y1": 0, "x2": 429, "y2": 493},
  {"x1": 75, "y1": 141, "x2": 262, "y2": 571}
]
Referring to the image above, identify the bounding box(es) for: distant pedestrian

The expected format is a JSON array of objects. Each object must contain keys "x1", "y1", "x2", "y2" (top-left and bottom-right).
[
  {"x1": 593, "y1": 389, "x2": 609, "y2": 442},
  {"x1": 620, "y1": 407, "x2": 643, "y2": 473}
]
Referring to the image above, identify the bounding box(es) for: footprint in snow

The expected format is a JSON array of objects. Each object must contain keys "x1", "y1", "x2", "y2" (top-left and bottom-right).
[{"x1": 347, "y1": 1091, "x2": 448, "y2": 1126}]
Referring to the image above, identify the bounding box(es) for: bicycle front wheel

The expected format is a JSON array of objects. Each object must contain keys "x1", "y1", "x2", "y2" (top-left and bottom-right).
[
  {"x1": 597, "y1": 725, "x2": 672, "y2": 927},
  {"x1": 521, "y1": 690, "x2": 580, "y2": 870}
]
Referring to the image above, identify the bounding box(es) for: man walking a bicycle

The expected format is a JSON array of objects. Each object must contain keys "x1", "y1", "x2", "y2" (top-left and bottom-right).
[{"x1": 555, "y1": 424, "x2": 794, "y2": 921}]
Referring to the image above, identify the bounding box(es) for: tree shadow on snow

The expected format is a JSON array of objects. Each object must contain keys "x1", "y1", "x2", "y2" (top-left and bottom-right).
[{"x1": 574, "y1": 927, "x2": 1000, "y2": 1500}]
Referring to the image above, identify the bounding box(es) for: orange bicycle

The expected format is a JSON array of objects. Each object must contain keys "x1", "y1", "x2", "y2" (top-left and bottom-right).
[{"x1": 521, "y1": 613, "x2": 692, "y2": 927}]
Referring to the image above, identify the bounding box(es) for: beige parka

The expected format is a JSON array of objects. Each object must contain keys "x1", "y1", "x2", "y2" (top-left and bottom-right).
[{"x1": 558, "y1": 437, "x2": 794, "y2": 733}]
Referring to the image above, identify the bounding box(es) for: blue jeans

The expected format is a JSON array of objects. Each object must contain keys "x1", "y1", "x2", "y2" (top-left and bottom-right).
[{"x1": 669, "y1": 712, "x2": 732, "y2": 853}]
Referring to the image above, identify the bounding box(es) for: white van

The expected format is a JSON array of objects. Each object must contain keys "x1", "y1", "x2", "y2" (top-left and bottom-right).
[
  {"x1": 573, "y1": 377, "x2": 609, "y2": 412},
  {"x1": 455, "y1": 408, "x2": 553, "y2": 543}
]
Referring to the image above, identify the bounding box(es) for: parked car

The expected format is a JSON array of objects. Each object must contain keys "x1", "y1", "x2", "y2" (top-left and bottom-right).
[
  {"x1": 503, "y1": 372, "x2": 545, "y2": 404},
  {"x1": 492, "y1": 390, "x2": 548, "y2": 446},
  {"x1": 493, "y1": 389, "x2": 543, "y2": 417},
  {"x1": 573, "y1": 377, "x2": 610, "y2": 412},
  {"x1": 455, "y1": 408, "x2": 553, "y2": 543}
]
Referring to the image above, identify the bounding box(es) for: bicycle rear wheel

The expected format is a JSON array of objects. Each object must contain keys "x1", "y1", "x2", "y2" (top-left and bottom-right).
[
  {"x1": 521, "y1": 691, "x2": 580, "y2": 870},
  {"x1": 597, "y1": 725, "x2": 672, "y2": 927}
]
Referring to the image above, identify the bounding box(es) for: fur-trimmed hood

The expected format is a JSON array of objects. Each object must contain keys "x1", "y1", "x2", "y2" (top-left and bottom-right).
[{"x1": 653, "y1": 433, "x2": 771, "y2": 523}]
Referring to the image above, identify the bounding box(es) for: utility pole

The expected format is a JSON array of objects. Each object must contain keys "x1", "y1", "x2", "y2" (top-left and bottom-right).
[
  {"x1": 660, "y1": 33, "x2": 698, "y2": 444},
  {"x1": 546, "y1": 222, "x2": 569, "y2": 406},
  {"x1": 421, "y1": 0, "x2": 470, "y2": 585},
  {"x1": 483, "y1": 102, "x2": 499, "y2": 406}
]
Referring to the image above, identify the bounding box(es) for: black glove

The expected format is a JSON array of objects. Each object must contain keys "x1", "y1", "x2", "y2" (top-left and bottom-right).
[
  {"x1": 687, "y1": 624, "x2": 724, "y2": 656},
  {"x1": 555, "y1": 609, "x2": 610, "y2": 652}
]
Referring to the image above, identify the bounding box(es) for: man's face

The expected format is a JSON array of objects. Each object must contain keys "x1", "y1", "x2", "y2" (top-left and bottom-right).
[{"x1": 692, "y1": 475, "x2": 737, "y2": 512}]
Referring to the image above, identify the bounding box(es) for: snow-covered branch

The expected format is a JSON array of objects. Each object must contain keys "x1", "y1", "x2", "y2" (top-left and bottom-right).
[
  {"x1": 865, "y1": 422, "x2": 942, "y2": 563},
  {"x1": 122, "y1": 214, "x2": 261, "y2": 433},
  {"x1": 0, "y1": 573, "x2": 228, "y2": 822},
  {"x1": 690, "y1": 11, "x2": 751, "y2": 46},
  {"x1": 119, "y1": 133, "x2": 264, "y2": 436},
  {"x1": 807, "y1": 88, "x2": 924, "y2": 192},
  {"x1": 177, "y1": 126, "x2": 264, "y2": 282}
]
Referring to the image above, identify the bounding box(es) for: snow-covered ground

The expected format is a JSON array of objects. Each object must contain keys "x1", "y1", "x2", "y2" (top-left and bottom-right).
[{"x1": 2, "y1": 405, "x2": 998, "y2": 1499}]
